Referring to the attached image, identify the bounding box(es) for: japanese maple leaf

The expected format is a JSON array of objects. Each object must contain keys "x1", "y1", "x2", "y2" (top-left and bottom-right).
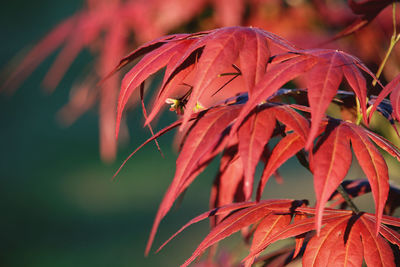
[
  {"x1": 301, "y1": 209, "x2": 400, "y2": 267},
  {"x1": 118, "y1": 100, "x2": 309, "y2": 255},
  {"x1": 113, "y1": 26, "x2": 297, "y2": 139},
  {"x1": 302, "y1": 49, "x2": 372, "y2": 148},
  {"x1": 209, "y1": 103, "x2": 310, "y2": 207},
  {"x1": 299, "y1": 211, "x2": 399, "y2": 267},
  {"x1": 144, "y1": 103, "x2": 243, "y2": 255},
  {"x1": 156, "y1": 199, "x2": 307, "y2": 267},
  {"x1": 237, "y1": 106, "x2": 279, "y2": 200},
  {"x1": 244, "y1": 210, "x2": 293, "y2": 267},
  {"x1": 238, "y1": 104, "x2": 310, "y2": 201},
  {"x1": 156, "y1": 199, "x2": 400, "y2": 267},
  {"x1": 244, "y1": 207, "x2": 400, "y2": 267},
  {"x1": 312, "y1": 119, "x2": 400, "y2": 234},
  {"x1": 230, "y1": 48, "x2": 375, "y2": 150}
]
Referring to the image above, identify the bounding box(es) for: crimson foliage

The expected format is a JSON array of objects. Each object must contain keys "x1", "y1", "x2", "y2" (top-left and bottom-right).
[
  {"x1": 112, "y1": 22, "x2": 400, "y2": 266},
  {"x1": 5, "y1": 0, "x2": 400, "y2": 266}
]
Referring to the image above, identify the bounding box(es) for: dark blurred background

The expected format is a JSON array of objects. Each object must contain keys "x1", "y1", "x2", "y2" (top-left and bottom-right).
[
  {"x1": 1, "y1": 1, "x2": 398, "y2": 267},
  {"x1": 0, "y1": 1, "x2": 213, "y2": 266}
]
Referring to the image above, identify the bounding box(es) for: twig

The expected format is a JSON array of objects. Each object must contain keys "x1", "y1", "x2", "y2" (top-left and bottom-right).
[
  {"x1": 336, "y1": 184, "x2": 360, "y2": 214},
  {"x1": 372, "y1": 2, "x2": 400, "y2": 87}
]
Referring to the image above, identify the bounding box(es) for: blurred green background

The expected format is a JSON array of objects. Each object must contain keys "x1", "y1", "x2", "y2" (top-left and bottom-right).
[
  {"x1": 0, "y1": 1, "x2": 213, "y2": 266},
  {"x1": 1, "y1": 1, "x2": 398, "y2": 267}
]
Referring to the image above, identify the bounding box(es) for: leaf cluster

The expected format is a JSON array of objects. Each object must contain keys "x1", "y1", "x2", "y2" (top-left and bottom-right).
[
  {"x1": 112, "y1": 22, "x2": 400, "y2": 266},
  {"x1": 4, "y1": 0, "x2": 400, "y2": 266}
]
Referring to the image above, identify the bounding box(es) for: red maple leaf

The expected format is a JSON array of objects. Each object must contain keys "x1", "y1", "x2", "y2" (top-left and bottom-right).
[
  {"x1": 158, "y1": 199, "x2": 307, "y2": 267},
  {"x1": 230, "y1": 48, "x2": 376, "y2": 150},
  {"x1": 113, "y1": 26, "x2": 297, "y2": 139},
  {"x1": 312, "y1": 119, "x2": 394, "y2": 235},
  {"x1": 141, "y1": 102, "x2": 312, "y2": 255},
  {"x1": 155, "y1": 200, "x2": 400, "y2": 267},
  {"x1": 245, "y1": 206, "x2": 400, "y2": 267}
]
